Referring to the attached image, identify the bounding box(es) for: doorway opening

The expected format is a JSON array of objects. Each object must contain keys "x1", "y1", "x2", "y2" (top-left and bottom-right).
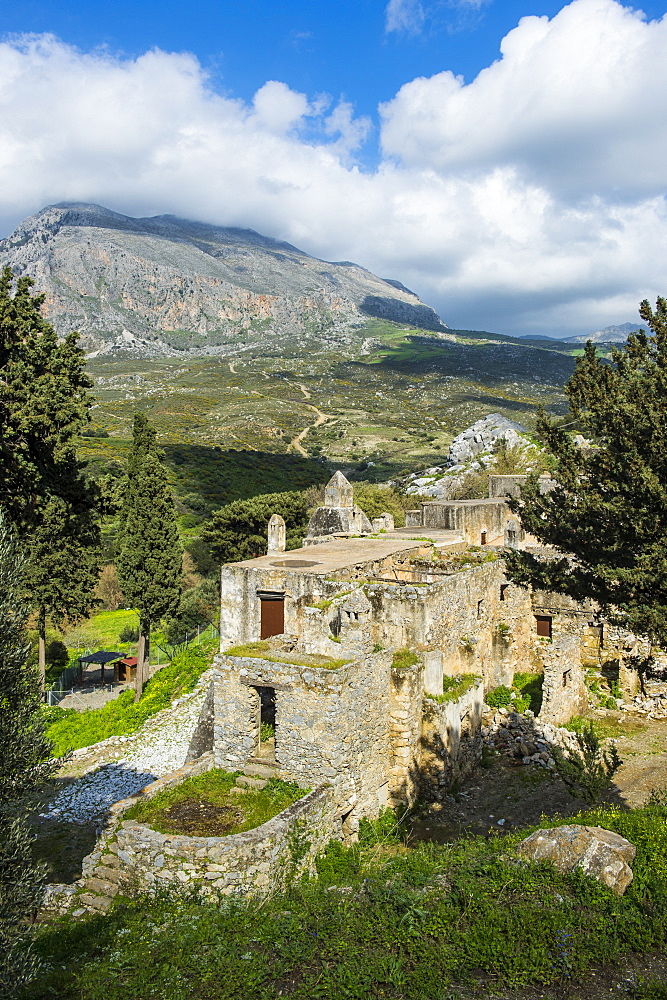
[
  {"x1": 254, "y1": 685, "x2": 277, "y2": 761},
  {"x1": 258, "y1": 591, "x2": 285, "y2": 639}
]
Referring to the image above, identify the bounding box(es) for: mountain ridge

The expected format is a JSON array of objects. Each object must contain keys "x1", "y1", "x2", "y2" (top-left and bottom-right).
[{"x1": 0, "y1": 203, "x2": 447, "y2": 356}]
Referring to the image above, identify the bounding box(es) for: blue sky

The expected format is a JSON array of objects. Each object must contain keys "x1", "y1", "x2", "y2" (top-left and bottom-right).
[{"x1": 1, "y1": 0, "x2": 667, "y2": 336}]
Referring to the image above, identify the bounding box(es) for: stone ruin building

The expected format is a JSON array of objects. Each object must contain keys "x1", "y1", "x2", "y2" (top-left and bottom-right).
[{"x1": 194, "y1": 471, "x2": 644, "y2": 842}]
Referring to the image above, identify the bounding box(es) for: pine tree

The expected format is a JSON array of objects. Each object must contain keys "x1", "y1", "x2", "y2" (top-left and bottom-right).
[
  {"x1": 505, "y1": 297, "x2": 667, "y2": 646},
  {"x1": 116, "y1": 413, "x2": 182, "y2": 699},
  {"x1": 0, "y1": 268, "x2": 100, "y2": 689},
  {"x1": 0, "y1": 514, "x2": 60, "y2": 995}
]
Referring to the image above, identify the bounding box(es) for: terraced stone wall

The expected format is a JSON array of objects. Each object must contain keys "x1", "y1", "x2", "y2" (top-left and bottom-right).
[{"x1": 113, "y1": 784, "x2": 337, "y2": 896}]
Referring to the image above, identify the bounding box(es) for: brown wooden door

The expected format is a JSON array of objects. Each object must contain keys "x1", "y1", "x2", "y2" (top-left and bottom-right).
[{"x1": 260, "y1": 596, "x2": 284, "y2": 639}]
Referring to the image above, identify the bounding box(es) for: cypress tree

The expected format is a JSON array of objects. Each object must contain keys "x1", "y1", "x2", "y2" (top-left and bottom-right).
[
  {"x1": 116, "y1": 413, "x2": 182, "y2": 699},
  {"x1": 0, "y1": 268, "x2": 100, "y2": 689},
  {"x1": 0, "y1": 513, "x2": 60, "y2": 994},
  {"x1": 505, "y1": 297, "x2": 667, "y2": 647}
]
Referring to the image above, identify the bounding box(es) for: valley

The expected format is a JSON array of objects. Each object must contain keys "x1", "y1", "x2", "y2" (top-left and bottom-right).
[{"x1": 81, "y1": 320, "x2": 584, "y2": 514}]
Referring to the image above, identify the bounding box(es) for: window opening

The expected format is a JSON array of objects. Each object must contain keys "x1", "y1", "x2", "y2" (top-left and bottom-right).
[
  {"x1": 480, "y1": 530, "x2": 487, "y2": 545},
  {"x1": 500, "y1": 584, "x2": 509, "y2": 602},
  {"x1": 477, "y1": 599, "x2": 484, "y2": 619},
  {"x1": 562, "y1": 669, "x2": 571, "y2": 688}
]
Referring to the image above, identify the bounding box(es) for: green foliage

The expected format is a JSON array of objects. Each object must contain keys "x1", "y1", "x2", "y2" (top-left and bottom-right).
[
  {"x1": 486, "y1": 684, "x2": 513, "y2": 708},
  {"x1": 124, "y1": 770, "x2": 305, "y2": 837},
  {"x1": 486, "y1": 674, "x2": 543, "y2": 713},
  {"x1": 348, "y1": 482, "x2": 412, "y2": 527},
  {"x1": 45, "y1": 645, "x2": 212, "y2": 756},
  {"x1": 506, "y1": 297, "x2": 667, "y2": 647},
  {"x1": 165, "y1": 579, "x2": 219, "y2": 642},
  {"x1": 260, "y1": 721, "x2": 275, "y2": 742},
  {"x1": 21, "y1": 796, "x2": 667, "y2": 999},
  {"x1": 432, "y1": 674, "x2": 479, "y2": 703},
  {"x1": 391, "y1": 648, "x2": 421, "y2": 670},
  {"x1": 551, "y1": 722, "x2": 622, "y2": 803},
  {"x1": 118, "y1": 624, "x2": 139, "y2": 643},
  {"x1": 0, "y1": 515, "x2": 60, "y2": 996},
  {"x1": 116, "y1": 413, "x2": 182, "y2": 667},
  {"x1": 512, "y1": 671, "x2": 544, "y2": 714},
  {"x1": 203, "y1": 489, "x2": 310, "y2": 564},
  {"x1": 0, "y1": 268, "x2": 101, "y2": 682}
]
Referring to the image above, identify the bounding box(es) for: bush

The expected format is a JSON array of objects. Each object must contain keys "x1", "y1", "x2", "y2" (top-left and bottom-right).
[
  {"x1": 486, "y1": 684, "x2": 513, "y2": 708},
  {"x1": 119, "y1": 624, "x2": 140, "y2": 643},
  {"x1": 551, "y1": 722, "x2": 622, "y2": 803}
]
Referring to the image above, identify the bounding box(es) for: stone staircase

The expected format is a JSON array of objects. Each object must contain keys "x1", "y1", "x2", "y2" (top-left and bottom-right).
[{"x1": 230, "y1": 750, "x2": 278, "y2": 794}]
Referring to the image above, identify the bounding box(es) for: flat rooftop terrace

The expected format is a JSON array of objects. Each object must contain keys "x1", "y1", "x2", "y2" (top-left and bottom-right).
[{"x1": 230, "y1": 528, "x2": 465, "y2": 575}]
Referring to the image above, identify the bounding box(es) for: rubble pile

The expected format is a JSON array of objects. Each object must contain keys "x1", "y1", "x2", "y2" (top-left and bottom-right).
[{"x1": 482, "y1": 707, "x2": 579, "y2": 769}]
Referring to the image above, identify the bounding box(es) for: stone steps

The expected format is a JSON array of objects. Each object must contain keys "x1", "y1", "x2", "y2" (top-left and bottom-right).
[
  {"x1": 243, "y1": 761, "x2": 277, "y2": 779},
  {"x1": 237, "y1": 775, "x2": 267, "y2": 789}
]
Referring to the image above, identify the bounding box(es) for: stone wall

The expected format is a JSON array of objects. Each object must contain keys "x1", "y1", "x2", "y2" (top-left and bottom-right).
[
  {"x1": 44, "y1": 753, "x2": 337, "y2": 915},
  {"x1": 421, "y1": 680, "x2": 485, "y2": 799},
  {"x1": 388, "y1": 660, "x2": 424, "y2": 808},
  {"x1": 114, "y1": 784, "x2": 336, "y2": 896},
  {"x1": 212, "y1": 650, "x2": 392, "y2": 833},
  {"x1": 420, "y1": 499, "x2": 511, "y2": 544}
]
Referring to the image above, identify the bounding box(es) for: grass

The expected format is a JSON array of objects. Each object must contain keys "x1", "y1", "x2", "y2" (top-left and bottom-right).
[
  {"x1": 223, "y1": 640, "x2": 351, "y2": 669},
  {"x1": 431, "y1": 673, "x2": 480, "y2": 703},
  {"x1": 564, "y1": 714, "x2": 648, "y2": 740},
  {"x1": 62, "y1": 610, "x2": 140, "y2": 651},
  {"x1": 44, "y1": 644, "x2": 215, "y2": 756},
  {"x1": 124, "y1": 770, "x2": 306, "y2": 837},
  {"x1": 21, "y1": 795, "x2": 667, "y2": 999},
  {"x1": 391, "y1": 648, "x2": 421, "y2": 670}
]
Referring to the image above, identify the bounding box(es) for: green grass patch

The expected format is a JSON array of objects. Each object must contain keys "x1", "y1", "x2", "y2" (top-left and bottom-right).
[
  {"x1": 124, "y1": 770, "x2": 306, "y2": 837},
  {"x1": 431, "y1": 673, "x2": 480, "y2": 703},
  {"x1": 564, "y1": 714, "x2": 647, "y2": 740},
  {"x1": 391, "y1": 647, "x2": 421, "y2": 670},
  {"x1": 44, "y1": 645, "x2": 214, "y2": 756},
  {"x1": 223, "y1": 640, "x2": 351, "y2": 669},
  {"x1": 62, "y1": 609, "x2": 141, "y2": 651},
  {"x1": 22, "y1": 795, "x2": 667, "y2": 999}
]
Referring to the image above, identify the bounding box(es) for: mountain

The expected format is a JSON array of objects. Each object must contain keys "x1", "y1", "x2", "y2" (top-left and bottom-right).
[
  {"x1": 0, "y1": 203, "x2": 447, "y2": 356},
  {"x1": 564, "y1": 322, "x2": 648, "y2": 344}
]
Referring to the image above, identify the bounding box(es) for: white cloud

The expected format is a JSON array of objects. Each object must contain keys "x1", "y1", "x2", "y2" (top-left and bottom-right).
[
  {"x1": 0, "y1": 5, "x2": 666, "y2": 338},
  {"x1": 385, "y1": 0, "x2": 426, "y2": 34}
]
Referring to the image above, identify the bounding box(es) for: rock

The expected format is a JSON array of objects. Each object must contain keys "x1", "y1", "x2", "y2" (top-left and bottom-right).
[{"x1": 517, "y1": 825, "x2": 636, "y2": 895}]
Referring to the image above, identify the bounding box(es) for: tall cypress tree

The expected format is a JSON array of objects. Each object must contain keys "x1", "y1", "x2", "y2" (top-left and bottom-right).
[
  {"x1": 505, "y1": 297, "x2": 667, "y2": 647},
  {"x1": 116, "y1": 413, "x2": 182, "y2": 699},
  {"x1": 0, "y1": 268, "x2": 100, "y2": 690},
  {"x1": 0, "y1": 513, "x2": 60, "y2": 993}
]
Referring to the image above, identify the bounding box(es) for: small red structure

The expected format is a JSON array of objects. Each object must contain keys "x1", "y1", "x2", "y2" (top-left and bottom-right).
[{"x1": 114, "y1": 656, "x2": 138, "y2": 683}]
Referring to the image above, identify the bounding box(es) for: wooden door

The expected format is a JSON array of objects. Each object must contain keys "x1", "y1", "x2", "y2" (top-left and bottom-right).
[{"x1": 260, "y1": 595, "x2": 285, "y2": 639}]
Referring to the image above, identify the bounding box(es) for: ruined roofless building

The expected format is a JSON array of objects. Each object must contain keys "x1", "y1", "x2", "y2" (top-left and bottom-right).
[{"x1": 199, "y1": 469, "x2": 639, "y2": 841}]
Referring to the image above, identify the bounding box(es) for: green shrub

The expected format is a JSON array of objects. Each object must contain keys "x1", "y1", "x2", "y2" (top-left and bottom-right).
[
  {"x1": 118, "y1": 624, "x2": 140, "y2": 643},
  {"x1": 486, "y1": 684, "x2": 513, "y2": 708},
  {"x1": 551, "y1": 722, "x2": 622, "y2": 803},
  {"x1": 431, "y1": 674, "x2": 479, "y2": 703}
]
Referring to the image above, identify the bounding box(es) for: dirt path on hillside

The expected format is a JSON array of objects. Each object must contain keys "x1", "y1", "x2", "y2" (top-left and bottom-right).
[{"x1": 289, "y1": 405, "x2": 334, "y2": 456}]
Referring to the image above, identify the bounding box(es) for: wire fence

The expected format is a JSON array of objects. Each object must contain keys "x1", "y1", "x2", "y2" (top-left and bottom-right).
[{"x1": 157, "y1": 621, "x2": 219, "y2": 661}]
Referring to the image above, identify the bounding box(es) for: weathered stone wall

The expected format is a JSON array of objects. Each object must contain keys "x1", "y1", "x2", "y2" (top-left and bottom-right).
[
  {"x1": 388, "y1": 660, "x2": 424, "y2": 808},
  {"x1": 44, "y1": 754, "x2": 337, "y2": 915},
  {"x1": 212, "y1": 651, "x2": 393, "y2": 832},
  {"x1": 488, "y1": 475, "x2": 556, "y2": 499},
  {"x1": 114, "y1": 784, "x2": 337, "y2": 896},
  {"x1": 421, "y1": 680, "x2": 485, "y2": 799},
  {"x1": 420, "y1": 499, "x2": 511, "y2": 544}
]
